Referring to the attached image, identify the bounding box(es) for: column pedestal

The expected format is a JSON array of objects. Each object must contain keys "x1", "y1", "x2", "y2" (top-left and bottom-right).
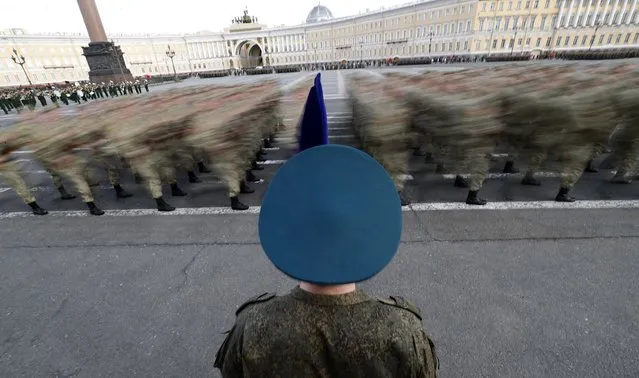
[{"x1": 81, "y1": 41, "x2": 133, "y2": 83}]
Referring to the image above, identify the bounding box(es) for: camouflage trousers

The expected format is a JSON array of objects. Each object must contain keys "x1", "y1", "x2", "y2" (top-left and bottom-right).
[
  {"x1": 51, "y1": 158, "x2": 95, "y2": 203},
  {"x1": 612, "y1": 137, "x2": 639, "y2": 178},
  {"x1": 0, "y1": 161, "x2": 36, "y2": 204},
  {"x1": 365, "y1": 146, "x2": 409, "y2": 192},
  {"x1": 86, "y1": 152, "x2": 121, "y2": 186},
  {"x1": 526, "y1": 146, "x2": 591, "y2": 189},
  {"x1": 129, "y1": 151, "x2": 176, "y2": 199},
  {"x1": 204, "y1": 148, "x2": 243, "y2": 197},
  {"x1": 455, "y1": 147, "x2": 493, "y2": 191}
]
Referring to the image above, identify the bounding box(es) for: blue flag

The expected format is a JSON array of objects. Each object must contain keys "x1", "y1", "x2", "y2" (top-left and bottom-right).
[{"x1": 298, "y1": 73, "x2": 328, "y2": 153}]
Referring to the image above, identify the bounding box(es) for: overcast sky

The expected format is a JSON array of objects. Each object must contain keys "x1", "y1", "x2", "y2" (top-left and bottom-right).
[{"x1": 1, "y1": 0, "x2": 410, "y2": 34}]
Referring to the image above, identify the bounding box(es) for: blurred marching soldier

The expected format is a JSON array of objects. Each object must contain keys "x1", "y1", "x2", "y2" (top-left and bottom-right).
[
  {"x1": 49, "y1": 88, "x2": 61, "y2": 108},
  {"x1": 127, "y1": 81, "x2": 134, "y2": 95},
  {"x1": 36, "y1": 90, "x2": 47, "y2": 107},
  {"x1": 143, "y1": 79, "x2": 149, "y2": 92},
  {"x1": 11, "y1": 92, "x2": 24, "y2": 113},
  {"x1": 117, "y1": 83, "x2": 123, "y2": 96},
  {"x1": 60, "y1": 90, "x2": 70, "y2": 105},
  {"x1": 134, "y1": 80, "x2": 142, "y2": 94},
  {"x1": 215, "y1": 145, "x2": 439, "y2": 377},
  {"x1": 100, "y1": 82, "x2": 108, "y2": 97},
  {"x1": 0, "y1": 131, "x2": 48, "y2": 215},
  {"x1": 0, "y1": 94, "x2": 9, "y2": 114}
]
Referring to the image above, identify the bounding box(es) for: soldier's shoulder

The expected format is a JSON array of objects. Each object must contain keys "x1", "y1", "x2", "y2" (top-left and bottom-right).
[
  {"x1": 235, "y1": 292, "x2": 278, "y2": 316},
  {"x1": 376, "y1": 295, "x2": 422, "y2": 320}
]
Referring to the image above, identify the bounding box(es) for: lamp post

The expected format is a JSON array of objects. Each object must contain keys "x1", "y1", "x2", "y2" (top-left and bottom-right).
[
  {"x1": 10, "y1": 48, "x2": 32, "y2": 86},
  {"x1": 359, "y1": 37, "x2": 364, "y2": 66},
  {"x1": 312, "y1": 42, "x2": 317, "y2": 70},
  {"x1": 589, "y1": 20, "x2": 602, "y2": 51},
  {"x1": 165, "y1": 45, "x2": 177, "y2": 81},
  {"x1": 510, "y1": 27, "x2": 518, "y2": 55}
]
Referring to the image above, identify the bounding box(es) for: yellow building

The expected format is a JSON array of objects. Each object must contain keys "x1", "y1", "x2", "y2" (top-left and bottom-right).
[{"x1": 1, "y1": 1, "x2": 638, "y2": 87}]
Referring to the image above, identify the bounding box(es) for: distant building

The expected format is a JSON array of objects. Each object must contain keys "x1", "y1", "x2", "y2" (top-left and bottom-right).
[{"x1": 1, "y1": 1, "x2": 638, "y2": 86}]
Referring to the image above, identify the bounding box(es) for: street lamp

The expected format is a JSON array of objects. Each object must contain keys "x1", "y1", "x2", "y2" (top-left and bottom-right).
[
  {"x1": 166, "y1": 45, "x2": 177, "y2": 80},
  {"x1": 312, "y1": 42, "x2": 317, "y2": 70},
  {"x1": 589, "y1": 20, "x2": 602, "y2": 51},
  {"x1": 510, "y1": 27, "x2": 518, "y2": 55},
  {"x1": 10, "y1": 48, "x2": 32, "y2": 86},
  {"x1": 359, "y1": 37, "x2": 364, "y2": 66}
]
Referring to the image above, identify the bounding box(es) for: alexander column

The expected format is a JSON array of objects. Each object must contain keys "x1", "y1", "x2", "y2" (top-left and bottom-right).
[{"x1": 77, "y1": 0, "x2": 133, "y2": 82}]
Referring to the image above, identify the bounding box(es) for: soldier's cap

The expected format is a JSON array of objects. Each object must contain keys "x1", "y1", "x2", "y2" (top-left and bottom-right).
[{"x1": 259, "y1": 144, "x2": 403, "y2": 285}]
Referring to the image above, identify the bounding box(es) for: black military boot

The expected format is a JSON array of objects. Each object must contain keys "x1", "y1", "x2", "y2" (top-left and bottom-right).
[
  {"x1": 187, "y1": 171, "x2": 202, "y2": 183},
  {"x1": 255, "y1": 151, "x2": 266, "y2": 162},
  {"x1": 113, "y1": 184, "x2": 133, "y2": 198},
  {"x1": 86, "y1": 201, "x2": 105, "y2": 216},
  {"x1": 197, "y1": 161, "x2": 212, "y2": 174},
  {"x1": 424, "y1": 152, "x2": 434, "y2": 163},
  {"x1": 58, "y1": 186, "x2": 76, "y2": 200},
  {"x1": 584, "y1": 160, "x2": 598, "y2": 173},
  {"x1": 521, "y1": 173, "x2": 541, "y2": 186},
  {"x1": 454, "y1": 175, "x2": 469, "y2": 188},
  {"x1": 28, "y1": 202, "x2": 48, "y2": 215},
  {"x1": 412, "y1": 148, "x2": 426, "y2": 157},
  {"x1": 555, "y1": 187, "x2": 576, "y2": 202},
  {"x1": 155, "y1": 197, "x2": 175, "y2": 212},
  {"x1": 245, "y1": 170, "x2": 261, "y2": 183},
  {"x1": 503, "y1": 160, "x2": 519, "y2": 174},
  {"x1": 170, "y1": 183, "x2": 187, "y2": 196},
  {"x1": 230, "y1": 196, "x2": 249, "y2": 211},
  {"x1": 240, "y1": 180, "x2": 255, "y2": 194},
  {"x1": 263, "y1": 137, "x2": 274, "y2": 149},
  {"x1": 466, "y1": 190, "x2": 487, "y2": 205},
  {"x1": 134, "y1": 173, "x2": 144, "y2": 184},
  {"x1": 251, "y1": 161, "x2": 264, "y2": 171},
  {"x1": 398, "y1": 191, "x2": 410, "y2": 206}
]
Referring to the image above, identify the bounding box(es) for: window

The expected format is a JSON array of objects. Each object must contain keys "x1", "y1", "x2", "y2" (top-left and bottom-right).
[
  {"x1": 493, "y1": 39, "x2": 498, "y2": 48},
  {"x1": 556, "y1": 36, "x2": 562, "y2": 46},
  {"x1": 495, "y1": 17, "x2": 502, "y2": 30},
  {"x1": 464, "y1": 41, "x2": 468, "y2": 50},
  {"x1": 510, "y1": 38, "x2": 515, "y2": 48},
  {"x1": 467, "y1": 21, "x2": 472, "y2": 32},
  {"x1": 42, "y1": 73, "x2": 47, "y2": 80},
  {"x1": 564, "y1": 37, "x2": 569, "y2": 46},
  {"x1": 599, "y1": 34, "x2": 605, "y2": 44},
  {"x1": 536, "y1": 37, "x2": 541, "y2": 47},
  {"x1": 517, "y1": 1, "x2": 522, "y2": 10},
  {"x1": 518, "y1": 38, "x2": 523, "y2": 45},
  {"x1": 448, "y1": 42, "x2": 453, "y2": 51},
  {"x1": 546, "y1": 37, "x2": 551, "y2": 46},
  {"x1": 505, "y1": 16, "x2": 511, "y2": 30},
  {"x1": 635, "y1": 33, "x2": 639, "y2": 43},
  {"x1": 51, "y1": 73, "x2": 56, "y2": 80},
  {"x1": 513, "y1": 16, "x2": 519, "y2": 29},
  {"x1": 616, "y1": 33, "x2": 622, "y2": 43},
  {"x1": 526, "y1": 0, "x2": 531, "y2": 8},
  {"x1": 534, "y1": 0, "x2": 539, "y2": 8},
  {"x1": 482, "y1": 2, "x2": 487, "y2": 11},
  {"x1": 475, "y1": 41, "x2": 480, "y2": 49},
  {"x1": 501, "y1": 39, "x2": 506, "y2": 48},
  {"x1": 526, "y1": 37, "x2": 531, "y2": 45},
  {"x1": 508, "y1": 1, "x2": 513, "y2": 10},
  {"x1": 530, "y1": 16, "x2": 537, "y2": 29},
  {"x1": 625, "y1": 33, "x2": 631, "y2": 43},
  {"x1": 33, "y1": 73, "x2": 38, "y2": 81},
  {"x1": 573, "y1": 36, "x2": 578, "y2": 45},
  {"x1": 499, "y1": 2, "x2": 504, "y2": 10},
  {"x1": 490, "y1": 2, "x2": 495, "y2": 10},
  {"x1": 607, "y1": 34, "x2": 613, "y2": 44},
  {"x1": 459, "y1": 22, "x2": 463, "y2": 33},
  {"x1": 541, "y1": 15, "x2": 547, "y2": 30},
  {"x1": 582, "y1": 35, "x2": 588, "y2": 45},
  {"x1": 451, "y1": 22, "x2": 456, "y2": 34}
]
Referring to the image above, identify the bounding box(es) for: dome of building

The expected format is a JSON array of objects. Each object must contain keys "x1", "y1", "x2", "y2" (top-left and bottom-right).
[{"x1": 306, "y1": 4, "x2": 334, "y2": 23}]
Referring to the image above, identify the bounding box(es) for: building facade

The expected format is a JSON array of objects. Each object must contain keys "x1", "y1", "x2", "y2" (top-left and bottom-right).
[{"x1": 1, "y1": 0, "x2": 638, "y2": 87}]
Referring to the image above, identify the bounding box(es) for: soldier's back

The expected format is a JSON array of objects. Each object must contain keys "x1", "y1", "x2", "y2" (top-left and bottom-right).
[{"x1": 216, "y1": 287, "x2": 438, "y2": 378}]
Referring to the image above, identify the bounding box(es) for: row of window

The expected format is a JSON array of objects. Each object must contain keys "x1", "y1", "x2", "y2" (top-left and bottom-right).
[
  {"x1": 477, "y1": 31, "x2": 639, "y2": 50},
  {"x1": 557, "y1": 10, "x2": 639, "y2": 26},
  {"x1": 481, "y1": 0, "x2": 557, "y2": 13}
]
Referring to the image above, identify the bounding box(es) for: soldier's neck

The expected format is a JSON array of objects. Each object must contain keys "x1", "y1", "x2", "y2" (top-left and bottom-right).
[{"x1": 299, "y1": 282, "x2": 356, "y2": 295}]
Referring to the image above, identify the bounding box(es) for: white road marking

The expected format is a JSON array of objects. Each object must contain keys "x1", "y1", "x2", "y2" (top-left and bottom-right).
[
  {"x1": 0, "y1": 188, "x2": 10, "y2": 194},
  {"x1": 3, "y1": 200, "x2": 639, "y2": 219},
  {"x1": 442, "y1": 172, "x2": 562, "y2": 180},
  {"x1": 329, "y1": 127, "x2": 350, "y2": 131},
  {"x1": 262, "y1": 147, "x2": 280, "y2": 151},
  {"x1": 323, "y1": 96, "x2": 349, "y2": 100},
  {"x1": 258, "y1": 160, "x2": 286, "y2": 165}
]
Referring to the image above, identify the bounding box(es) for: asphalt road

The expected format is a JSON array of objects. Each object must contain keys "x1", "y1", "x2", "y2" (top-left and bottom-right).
[{"x1": 1, "y1": 65, "x2": 638, "y2": 378}]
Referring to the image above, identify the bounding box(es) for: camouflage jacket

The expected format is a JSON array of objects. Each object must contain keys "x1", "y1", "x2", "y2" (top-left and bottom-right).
[{"x1": 215, "y1": 286, "x2": 439, "y2": 378}]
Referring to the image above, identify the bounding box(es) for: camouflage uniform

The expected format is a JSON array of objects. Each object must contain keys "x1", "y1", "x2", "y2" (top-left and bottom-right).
[{"x1": 215, "y1": 287, "x2": 439, "y2": 378}]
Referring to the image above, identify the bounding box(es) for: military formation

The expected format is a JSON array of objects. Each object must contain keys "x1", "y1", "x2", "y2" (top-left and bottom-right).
[
  {"x1": 0, "y1": 80, "x2": 150, "y2": 115},
  {"x1": 348, "y1": 61, "x2": 639, "y2": 206},
  {"x1": 0, "y1": 77, "x2": 313, "y2": 216}
]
